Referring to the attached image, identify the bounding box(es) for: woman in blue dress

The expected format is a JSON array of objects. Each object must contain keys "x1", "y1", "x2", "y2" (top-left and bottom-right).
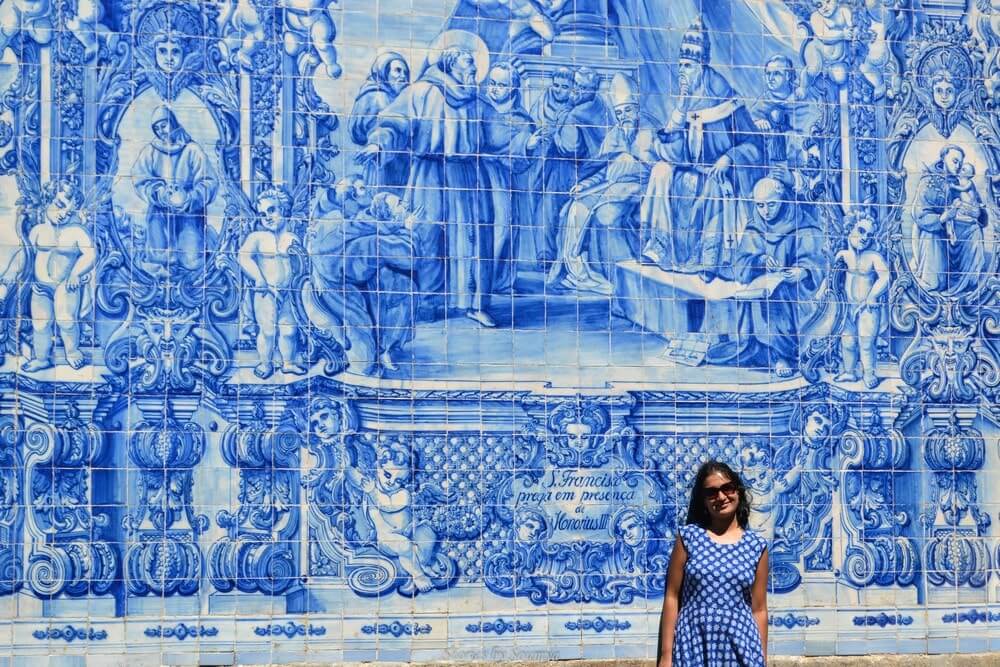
[{"x1": 657, "y1": 461, "x2": 769, "y2": 666}]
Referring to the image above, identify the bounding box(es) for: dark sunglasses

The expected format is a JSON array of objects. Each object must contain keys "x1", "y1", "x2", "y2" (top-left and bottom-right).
[{"x1": 702, "y1": 482, "x2": 738, "y2": 499}]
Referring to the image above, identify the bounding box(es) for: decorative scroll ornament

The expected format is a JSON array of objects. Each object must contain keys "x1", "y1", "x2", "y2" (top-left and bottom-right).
[
  {"x1": 921, "y1": 411, "x2": 991, "y2": 588},
  {"x1": 23, "y1": 403, "x2": 116, "y2": 599},
  {"x1": 0, "y1": 417, "x2": 21, "y2": 595},
  {"x1": 210, "y1": 403, "x2": 302, "y2": 596},
  {"x1": 839, "y1": 408, "x2": 917, "y2": 590},
  {"x1": 123, "y1": 407, "x2": 209, "y2": 597}
]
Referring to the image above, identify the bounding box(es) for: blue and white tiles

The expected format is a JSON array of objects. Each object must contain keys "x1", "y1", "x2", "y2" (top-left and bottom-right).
[{"x1": 0, "y1": 0, "x2": 999, "y2": 663}]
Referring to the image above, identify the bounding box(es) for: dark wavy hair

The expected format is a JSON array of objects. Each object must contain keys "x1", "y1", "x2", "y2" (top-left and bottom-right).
[{"x1": 685, "y1": 460, "x2": 752, "y2": 530}]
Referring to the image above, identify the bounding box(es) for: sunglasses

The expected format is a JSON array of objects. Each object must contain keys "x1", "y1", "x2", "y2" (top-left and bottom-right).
[{"x1": 702, "y1": 482, "x2": 738, "y2": 499}]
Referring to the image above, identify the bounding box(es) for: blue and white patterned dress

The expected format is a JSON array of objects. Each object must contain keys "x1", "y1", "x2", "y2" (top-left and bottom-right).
[{"x1": 672, "y1": 524, "x2": 767, "y2": 666}]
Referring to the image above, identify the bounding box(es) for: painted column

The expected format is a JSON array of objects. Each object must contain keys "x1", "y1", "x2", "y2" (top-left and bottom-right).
[
  {"x1": 922, "y1": 407, "x2": 991, "y2": 601},
  {"x1": 123, "y1": 396, "x2": 208, "y2": 613},
  {"x1": 209, "y1": 398, "x2": 303, "y2": 613}
]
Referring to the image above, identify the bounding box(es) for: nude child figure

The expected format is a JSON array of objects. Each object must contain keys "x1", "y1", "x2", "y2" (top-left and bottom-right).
[{"x1": 23, "y1": 181, "x2": 97, "y2": 372}]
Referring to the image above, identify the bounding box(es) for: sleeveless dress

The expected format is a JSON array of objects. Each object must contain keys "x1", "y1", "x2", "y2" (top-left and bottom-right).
[{"x1": 672, "y1": 524, "x2": 767, "y2": 666}]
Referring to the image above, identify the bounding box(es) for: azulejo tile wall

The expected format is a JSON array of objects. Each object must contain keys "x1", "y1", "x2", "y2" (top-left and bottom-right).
[{"x1": 0, "y1": 0, "x2": 999, "y2": 662}]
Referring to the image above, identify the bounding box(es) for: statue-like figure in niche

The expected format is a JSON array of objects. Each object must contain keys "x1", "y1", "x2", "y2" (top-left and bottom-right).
[
  {"x1": 239, "y1": 186, "x2": 308, "y2": 379},
  {"x1": 23, "y1": 181, "x2": 97, "y2": 372},
  {"x1": 911, "y1": 144, "x2": 990, "y2": 296},
  {"x1": 131, "y1": 106, "x2": 219, "y2": 275},
  {"x1": 815, "y1": 212, "x2": 890, "y2": 389}
]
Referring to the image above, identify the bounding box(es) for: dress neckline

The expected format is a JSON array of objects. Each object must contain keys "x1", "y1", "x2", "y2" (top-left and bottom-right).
[{"x1": 700, "y1": 525, "x2": 746, "y2": 546}]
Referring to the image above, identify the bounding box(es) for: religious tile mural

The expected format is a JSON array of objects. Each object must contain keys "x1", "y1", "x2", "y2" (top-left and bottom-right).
[{"x1": 1, "y1": 0, "x2": 1000, "y2": 663}]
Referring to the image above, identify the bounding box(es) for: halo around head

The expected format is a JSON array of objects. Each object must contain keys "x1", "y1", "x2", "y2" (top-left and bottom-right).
[{"x1": 424, "y1": 29, "x2": 490, "y2": 83}]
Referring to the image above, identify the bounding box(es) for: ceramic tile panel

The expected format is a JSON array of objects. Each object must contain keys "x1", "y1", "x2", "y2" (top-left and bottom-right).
[{"x1": 0, "y1": 0, "x2": 998, "y2": 663}]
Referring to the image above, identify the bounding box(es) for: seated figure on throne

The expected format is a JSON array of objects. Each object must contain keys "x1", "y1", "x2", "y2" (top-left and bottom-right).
[
  {"x1": 705, "y1": 177, "x2": 826, "y2": 377},
  {"x1": 546, "y1": 73, "x2": 652, "y2": 295},
  {"x1": 639, "y1": 18, "x2": 764, "y2": 338}
]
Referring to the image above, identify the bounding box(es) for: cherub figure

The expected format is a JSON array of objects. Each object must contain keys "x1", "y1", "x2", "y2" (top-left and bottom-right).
[
  {"x1": 760, "y1": 403, "x2": 845, "y2": 558},
  {"x1": 66, "y1": 0, "x2": 108, "y2": 62},
  {"x1": 23, "y1": 180, "x2": 96, "y2": 372},
  {"x1": 858, "y1": 0, "x2": 893, "y2": 98},
  {"x1": 0, "y1": 0, "x2": 53, "y2": 58},
  {"x1": 348, "y1": 442, "x2": 445, "y2": 594},
  {"x1": 282, "y1": 0, "x2": 342, "y2": 79},
  {"x1": 0, "y1": 0, "x2": 107, "y2": 62},
  {"x1": 238, "y1": 186, "x2": 308, "y2": 379},
  {"x1": 815, "y1": 212, "x2": 890, "y2": 388},
  {"x1": 800, "y1": 0, "x2": 892, "y2": 98},
  {"x1": 213, "y1": 0, "x2": 265, "y2": 70},
  {"x1": 799, "y1": 0, "x2": 854, "y2": 97}
]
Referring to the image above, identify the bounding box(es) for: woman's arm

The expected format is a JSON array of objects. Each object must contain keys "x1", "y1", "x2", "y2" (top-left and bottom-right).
[
  {"x1": 751, "y1": 547, "x2": 770, "y2": 664},
  {"x1": 657, "y1": 535, "x2": 687, "y2": 667}
]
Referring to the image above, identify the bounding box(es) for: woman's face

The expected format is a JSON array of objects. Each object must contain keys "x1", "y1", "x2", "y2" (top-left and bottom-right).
[{"x1": 701, "y1": 471, "x2": 739, "y2": 523}]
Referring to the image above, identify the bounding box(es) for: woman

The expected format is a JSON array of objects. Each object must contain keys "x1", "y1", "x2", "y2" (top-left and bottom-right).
[{"x1": 657, "y1": 461, "x2": 769, "y2": 666}]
